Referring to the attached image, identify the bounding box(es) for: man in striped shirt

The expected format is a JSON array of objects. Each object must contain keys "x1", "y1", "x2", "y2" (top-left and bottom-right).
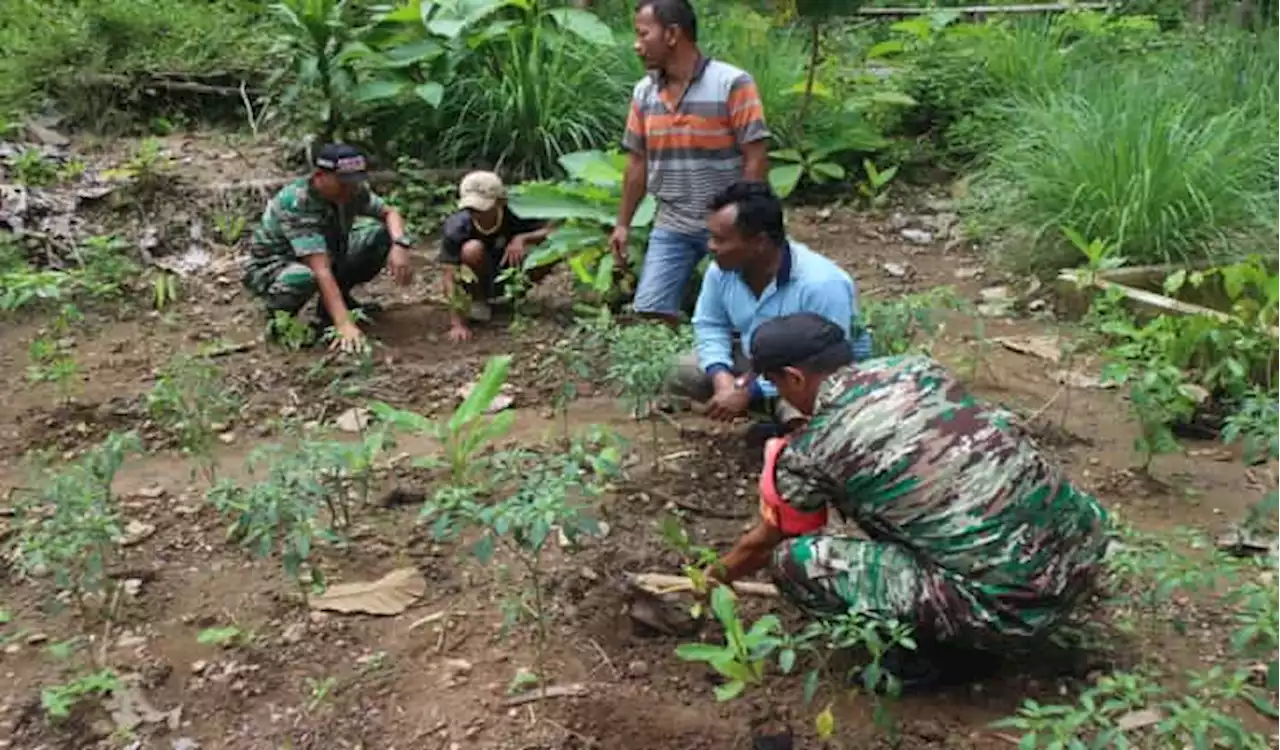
[{"x1": 610, "y1": 0, "x2": 771, "y2": 323}]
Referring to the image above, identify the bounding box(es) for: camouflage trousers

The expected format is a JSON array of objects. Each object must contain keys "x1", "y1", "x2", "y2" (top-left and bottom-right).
[
  {"x1": 244, "y1": 221, "x2": 390, "y2": 314},
  {"x1": 768, "y1": 533, "x2": 1103, "y2": 648}
]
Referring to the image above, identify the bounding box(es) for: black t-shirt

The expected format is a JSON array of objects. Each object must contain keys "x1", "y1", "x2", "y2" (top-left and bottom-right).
[{"x1": 438, "y1": 209, "x2": 544, "y2": 265}]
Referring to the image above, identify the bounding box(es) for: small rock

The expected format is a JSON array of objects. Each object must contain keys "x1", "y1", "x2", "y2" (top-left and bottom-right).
[
  {"x1": 882, "y1": 261, "x2": 909, "y2": 279},
  {"x1": 626, "y1": 660, "x2": 649, "y2": 678},
  {"x1": 190, "y1": 660, "x2": 209, "y2": 675},
  {"x1": 26, "y1": 632, "x2": 48, "y2": 646},
  {"x1": 578, "y1": 567, "x2": 600, "y2": 582},
  {"x1": 900, "y1": 228, "x2": 933, "y2": 245},
  {"x1": 116, "y1": 633, "x2": 147, "y2": 650},
  {"x1": 979, "y1": 285, "x2": 1012, "y2": 302},
  {"x1": 123, "y1": 578, "x2": 143, "y2": 597},
  {"x1": 334, "y1": 407, "x2": 371, "y2": 434},
  {"x1": 134, "y1": 485, "x2": 167, "y2": 500},
  {"x1": 172, "y1": 739, "x2": 200, "y2": 750},
  {"x1": 4, "y1": 644, "x2": 20, "y2": 655},
  {"x1": 280, "y1": 623, "x2": 307, "y2": 645},
  {"x1": 217, "y1": 432, "x2": 236, "y2": 445},
  {"x1": 443, "y1": 658, "x2": 473, "y2": 677},
  {"x1": 120, "y1": 520, "x2": 157, "y2": 547},
  {"x1": 953, "y1": 266, "x2": 983, "y2": 280}
]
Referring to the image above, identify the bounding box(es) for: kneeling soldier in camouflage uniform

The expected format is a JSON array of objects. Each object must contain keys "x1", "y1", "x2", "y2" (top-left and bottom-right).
[
  {"x1": 708, "y1": 313, "x2": 1112, "y2": 686},
  {"x1": 243, "y1": 144, "x2": 414, "y2": 353}
]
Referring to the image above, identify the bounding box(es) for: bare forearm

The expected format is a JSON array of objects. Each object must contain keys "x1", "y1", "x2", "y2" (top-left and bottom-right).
[
  {"x1": 383, "y1": 207, "x2": 406, "y2": 241},
  {"x1": 314, "y1": 267, "x2": 350, "y2": 325},
  {"x1": 715, "y1": 522, "x2": 784, "y2": 585},
  {"x1": 742, "y1": 143, "x2": 769, "y2": 182},
  {"x1": 441, "y1": 266, "x2": 466, "y2": 328},
  {"x1": 616, "y1": 155, "x2": 647, "y2": 226}
]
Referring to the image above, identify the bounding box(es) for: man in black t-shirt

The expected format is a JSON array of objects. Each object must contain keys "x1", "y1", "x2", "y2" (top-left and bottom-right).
[{"x1": 439, "y1": 171, "x2": 554, "y2": 342}]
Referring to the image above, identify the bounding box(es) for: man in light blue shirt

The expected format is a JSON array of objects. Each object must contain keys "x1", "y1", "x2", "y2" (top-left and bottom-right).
[{"x1": 667, "y1": 181, "x2": 873, "y2": 438}]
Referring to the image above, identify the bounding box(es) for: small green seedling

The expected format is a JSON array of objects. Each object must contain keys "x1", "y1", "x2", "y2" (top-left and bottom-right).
[{"x1": 675, "y1": 586, "x2": 784, "y2": 701}]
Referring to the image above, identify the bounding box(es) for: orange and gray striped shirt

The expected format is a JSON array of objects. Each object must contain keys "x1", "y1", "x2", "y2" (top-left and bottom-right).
[{"x1": 622, "y1": 57, "x2": 770, "y2": 234}]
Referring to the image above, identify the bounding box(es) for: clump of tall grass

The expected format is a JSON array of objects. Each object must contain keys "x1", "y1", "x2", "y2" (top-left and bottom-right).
[
  {"x1": 969, "y1": 31, "x2": 1278, "y2": 274},
  {"x1": 431, "y1": 27, "x2": 638, "y2": 179}
]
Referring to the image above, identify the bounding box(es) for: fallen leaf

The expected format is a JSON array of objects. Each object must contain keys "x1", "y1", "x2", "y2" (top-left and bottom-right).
[
  {"x1": 1050, "y1": 369, "x2": 1114, "y2": 389},
  {"x1": 996, "y1": 335, "x2": 1061, "y2": 362},
  {"x1": 1116, "y1": 707, "x2": 1164, "y2": 731},
  {"x1": 309, "y1": 567, "x2": 426, "y2": 615},
  {"x1": 105, "y1": 680, "x2": 180, "y2": 733}
]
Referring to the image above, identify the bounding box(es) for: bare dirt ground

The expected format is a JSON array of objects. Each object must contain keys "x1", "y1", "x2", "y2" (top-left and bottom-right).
[{"x1": 0, "y1": 133, "x2": 1274, "y2": 750}]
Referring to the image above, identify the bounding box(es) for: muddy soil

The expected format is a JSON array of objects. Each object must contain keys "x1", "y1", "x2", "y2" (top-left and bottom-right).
[{"x1": 0, "y1": 134, "x2": 1274, "y2": 750}]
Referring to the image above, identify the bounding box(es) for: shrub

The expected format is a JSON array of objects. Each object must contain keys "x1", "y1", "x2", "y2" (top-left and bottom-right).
[{"x1": 969, "y1": 31, "x2": 1278, "y2": 274}]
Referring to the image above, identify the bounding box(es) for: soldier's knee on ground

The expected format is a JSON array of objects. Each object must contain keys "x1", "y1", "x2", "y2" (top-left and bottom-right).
[
  {"x1": 260, "y1": 263, "x2": 319, "y2": 313},
  {"x1": 460, "y1": 239, "x2": 487, "y2": 270}
]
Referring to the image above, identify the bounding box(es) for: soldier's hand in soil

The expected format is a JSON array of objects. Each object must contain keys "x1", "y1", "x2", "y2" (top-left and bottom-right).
[
  {"x1": 447, "y1": 323, "x2": 473, "y2": 343},
  {"x1": 331, "y1": 322, "x2": 369, "y2": 354},
  {"x1": 609, "y1": 225, "x2": 629, "y2": 263},
  {"x1": 705, "y1": 385, "x2": 750, "y2": 422},
  {"x1": 387, "y1": 245, "x2": 413, "y2": 286}
]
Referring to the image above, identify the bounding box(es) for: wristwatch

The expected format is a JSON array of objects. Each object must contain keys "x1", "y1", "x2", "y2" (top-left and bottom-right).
[{"x1": 394, "y1": 236, "x2": 413, "y2": 248}]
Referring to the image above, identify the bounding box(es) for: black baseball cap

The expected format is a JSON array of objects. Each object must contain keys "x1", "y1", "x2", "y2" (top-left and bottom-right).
[
  {"x1": 750, "y1": 313, "x2": 854, "y2": 375},
  {"x1": 314, "y1": 143, "x2": 369, "y2": 183}
]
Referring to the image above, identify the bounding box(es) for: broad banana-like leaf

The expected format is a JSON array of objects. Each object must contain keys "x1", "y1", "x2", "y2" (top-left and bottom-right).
[
  {"x1": 447, "y1": 355, "x2": 512, "y2": 433},
  {"x1": 508, "y1": 185, "x2": 616, "y2": 224},
  {"x1": 769, "y1": 164, "x2": 803, "y2": 198},
  {"x1": 522, "y1": 225, "x2": 602, "y2": 270},
  {"x1": 414, "y1": 82, "x2": 444, "y2": 107},
  {"x1": 546, "y1": 7, "x2": 613, "y2": 46},
  {"x1": 558, "y1": 150, "x2": 622, "y2": 186},
  {"x1": 351, "y1": 78, "x2": 408, "y2": 102}
]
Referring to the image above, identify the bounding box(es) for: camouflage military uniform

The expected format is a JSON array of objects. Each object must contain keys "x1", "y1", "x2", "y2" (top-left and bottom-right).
[
  {"x1": 242, "y1": 178, "x2": 391, "y2": 313},
  {"x1": 769, "y1": 355, "x2": 1111, "y2": 646}
]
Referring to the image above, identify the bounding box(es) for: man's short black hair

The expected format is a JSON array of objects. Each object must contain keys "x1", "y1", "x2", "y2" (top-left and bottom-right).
[
  {"x1": 636, "y1": 0, "x2": 698, "y2": 43},
  {"x1": 708, "y1": 180, "x2": 786, "y2": 247}
]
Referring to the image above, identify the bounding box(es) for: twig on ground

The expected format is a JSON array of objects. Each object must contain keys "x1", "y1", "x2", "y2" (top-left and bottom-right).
[
  {"x1": 544, "y1": 717, "x2": 598, "y2": 747},
  {"x1": 626, "y1": 572, "x2": 779, "y2": 598},
  {"x1": 1026, "y1": 385, "x2": 1067, "y2": 424},
  {"x1": 585, "y1": 637, "x2": 619, "y2": 680},
  {"x1": 503, "y1": 683, "x2": 593, "y2": 707},
  {"x1": 646, "y1": 487, "x2": 750, "y2": 520}
]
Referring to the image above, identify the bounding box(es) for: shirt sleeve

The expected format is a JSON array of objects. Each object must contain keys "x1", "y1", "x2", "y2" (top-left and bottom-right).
[
  {"x1": 692, "y1": 267, "x2": 734, "y2": 373},
  {"x1": 355, "y1": 188, "x2": 387, "y2": 219},
  {"x1": 438, "y1": 212, "x2": 471, "y2": 265},
  {"x1": 727, "y1": 74, "x2": 770, "y2": 145},
  {"x1": 773, "y1": 431, "x2": 840, "y2": 514},
  {"x1": 621, "y1": 88, "x2": 646, "y2": 154},
  {"x1": 279, "y1": 207, "x2": 328, "y2": 258}
]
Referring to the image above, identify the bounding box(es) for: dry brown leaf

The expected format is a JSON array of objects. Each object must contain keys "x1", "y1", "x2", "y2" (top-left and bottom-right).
[
  {"x1": 1115, "y1": 707, "x2": 1164, "y2": 731},
  {"x1": 309, "y1": 567, "x2": 426, "y2": 615},
  {"x1": 995, "y1": 335, "x2": 1061, "y2": 362}
]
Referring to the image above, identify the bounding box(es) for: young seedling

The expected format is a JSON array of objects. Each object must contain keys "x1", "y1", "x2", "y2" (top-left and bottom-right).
[
  {"x1": 856, "y1": 159, "x2": 899, "y2": 208},
  {"x1": 423, "y1": 439, "x2": 618, "y2": 691},
  {"x1": 1101, "y1": 361, "x2": 1197, "y2": 472},
  {"x1": 606, "y1": 323, "x2": 692, "y2": 468},
  {"x1": 207, "y1": 442, "x2": 347, "y2": 602},
  {"x1": 147, "y1": 353, "x2": 242, "y2": 483},
  {"x1": 372, "y1": 354, "x2": 515, "y2": 502},
  {"x1": 12, "y1": 431, "x2": 141, "y2": 628},
  {"x1": 659, "y1": 515, "x2": 722, "y2": 618},
  {"x1": 675, "y1": 585, "x2": 784, "y2": 701}
]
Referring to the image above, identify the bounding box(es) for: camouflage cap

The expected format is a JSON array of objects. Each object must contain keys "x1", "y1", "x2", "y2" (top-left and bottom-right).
[{"x1": 750, "y1": 313, "x2": 853, "y2": 375}]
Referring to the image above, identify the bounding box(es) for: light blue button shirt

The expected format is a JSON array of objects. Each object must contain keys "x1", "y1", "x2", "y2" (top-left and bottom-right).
[{"x1": 692, "y1": 240, "x2": 873, "y2": 400}]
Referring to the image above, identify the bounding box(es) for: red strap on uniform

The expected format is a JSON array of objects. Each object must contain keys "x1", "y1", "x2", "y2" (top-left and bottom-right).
[{"x1": 759, "y1": 436, "x2": 827, "y2": 536}]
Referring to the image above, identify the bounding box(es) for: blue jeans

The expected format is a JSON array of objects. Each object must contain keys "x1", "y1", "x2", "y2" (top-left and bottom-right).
[{"x1": 633, "y1": 228, "x2": 709, "y2": 317}]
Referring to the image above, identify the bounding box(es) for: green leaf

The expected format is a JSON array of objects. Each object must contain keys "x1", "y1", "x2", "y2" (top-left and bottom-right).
[
  {"x1": 802, "y1": 669, "x2": 820, "y2": 704},
  {"x1": 675, "y1": 643, "x2": 727, "y2": 663},
  {"x1": 381, "y1": 39, "x2": 442, "y2": 66},
  {"x1": 866, "y1": 39, "x2": 906, "y2": 58},
  {"x1": 778, "y1": 648, "x2": 796, "y2": 674},
  {"x1": 811, "y1": 162, "x2": 845, "y2": 181},
  {"x1": 545, "y1": 7, "x2": 613, "y2": 45},
  {"x1": 558, "y1": 150, "x2": 623, "y2": 186},
  {"x1": 771, "y1": 149, "x2": 804, "y2": 163},
  {"x1": 448, "y1": 355, "x2": 512, "y2": 433},
  {"x1": 769, "y1": 164, "x2": 804, "y2": 199},
  {"x1": 632, "y1": 195, "x2": 656, "y2": 227},
  {"x1": 1019, "y1": 734, "x2": 1038, "y2": 750},
  {"x1": 869, "y1": 90, "x2": 918, "y2": 107},
  {"x1": 197, "y1": 626, "x2": 242, "y2": 646},
  {"x1": 815, "y1": 704, "x2": 835, "y2": 739},
  {"x1": 1163, "y1": 269, "x2": 1187, "y2": 295},
  {"x1": 714, "y1": 679, "x2": 746, "y2": 701},
  {"x1": 709, "y1": 586, "x2": 738, "y2": 631},
  {"x1": 426, "y1": 19, "x2": 467, "y2": 37},
  {"x1": 351, "y1": 79, "x2": 408, "y2": 103},
  {"x1": 592, "y1": 254, "x2": 615, "y2": 294},
  {"x1": 414, "y1": 82, "x2": 444, "y2": 108}
]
